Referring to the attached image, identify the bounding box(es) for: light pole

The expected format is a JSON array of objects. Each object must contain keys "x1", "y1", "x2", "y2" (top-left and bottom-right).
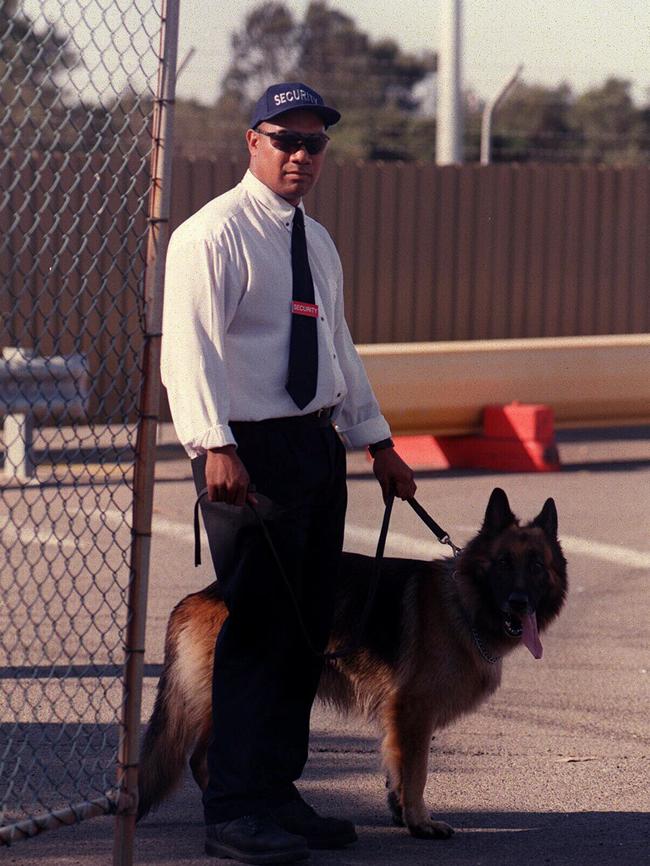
[{"x1": 436, "y1": 0, "x2": 463, "y2": 165}]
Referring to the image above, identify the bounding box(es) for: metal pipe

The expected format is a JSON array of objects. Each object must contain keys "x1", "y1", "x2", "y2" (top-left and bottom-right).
[
  {"x1": 112, "y1": 1, "x2": 180, "y2": 864},
  {"x1": 480, "y1": 64, "x2": 523, "y2": 165},
  {"x1": 0, "y1": 796, "x2": 115, "y2": 846},
  {"x1": 436, "y1": 0, "x2": 464, "y2": 164}
]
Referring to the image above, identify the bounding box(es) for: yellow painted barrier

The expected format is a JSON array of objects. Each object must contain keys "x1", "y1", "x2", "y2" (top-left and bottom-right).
[{"x1": 358, "y1": 335, "x2": 650, "y2": 436}]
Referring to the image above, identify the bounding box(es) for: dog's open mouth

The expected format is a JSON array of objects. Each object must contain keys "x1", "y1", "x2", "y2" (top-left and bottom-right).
[
  {"x1": 503, "y1": 612, "x2": 543, "y2": 659},
  {"x1": 504, "y1": 614, "x2": 523, "y2": 637}
]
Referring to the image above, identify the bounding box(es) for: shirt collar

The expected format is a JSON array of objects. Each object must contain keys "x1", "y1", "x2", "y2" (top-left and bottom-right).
[{"x1": 241, "y1": 169, "x2": 304, "y2": 229}]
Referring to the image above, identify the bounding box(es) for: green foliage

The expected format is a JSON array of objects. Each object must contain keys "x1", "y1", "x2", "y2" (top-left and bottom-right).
[
  {"x1": 206, "y1": 0, "x2": 435, "y2": 161},
  {"x1": 221, "y1": 2, "x2": 299, "y2": 107},
  {"x1": 0, "y1": 0, "x2": 75, "y2": 88},
  {"x1": 1, "y1": 2, "x2": 156, "y2": 158},
  {"x1": 490, "y1": 82, "x2": 575, "y2": 161},
  {"x1": 183, "y1": 0, "x2": 648, "y2": 164},
  {"x1": 332, "y1": 109, "x2": 436, "y2": 162},
  {"x1": 478, "y1": 77, "x2": 649, "y2": 165},
  {"x1": 0, "y1": 0, "x2": 77, "y2": 151},
  {"x1": 4, "y1": 0, "x2": 647, "y2": 165},
  {"x1": 297, "y1": 2, "x2": 435, "y2": 113},
  {"x1": 568, "y1": 77, "x2": 646, "y2": 164}
]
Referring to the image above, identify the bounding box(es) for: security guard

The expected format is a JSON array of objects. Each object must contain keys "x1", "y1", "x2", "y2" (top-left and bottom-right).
[{"x1": 161, "y1": 82, "x2": 416, "y2": 864}]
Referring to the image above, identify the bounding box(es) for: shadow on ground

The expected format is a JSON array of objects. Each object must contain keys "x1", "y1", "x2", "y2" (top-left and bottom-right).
[{"x1": 6, "y1": 806, "x2": 646, "y2": 866}]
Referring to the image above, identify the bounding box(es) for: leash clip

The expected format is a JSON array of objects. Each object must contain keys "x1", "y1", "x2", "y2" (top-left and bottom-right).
[{"x1": 439, "y1": 534, "x2": 462, "y2": 558}]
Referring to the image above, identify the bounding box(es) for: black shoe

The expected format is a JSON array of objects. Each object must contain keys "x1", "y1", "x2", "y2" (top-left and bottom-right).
[
  {"x1": 205, "y1": 813, "x2": 310, "y2": 864},
  {"x1": 269, "y1": 799, "x2": 357, "y2": 850}
]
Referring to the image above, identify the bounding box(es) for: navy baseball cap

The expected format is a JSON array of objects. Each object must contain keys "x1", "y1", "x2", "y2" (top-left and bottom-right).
[{"x1": 250, "y1": 82, "x2": 341, "y2": 129}]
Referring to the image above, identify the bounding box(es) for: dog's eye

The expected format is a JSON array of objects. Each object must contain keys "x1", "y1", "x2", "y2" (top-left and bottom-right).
[
  {"x1": 496, "y1": 554, "x2": 510, "y2": 569},
  {"x1": 530, "y1": 559, "x2": 545, "y2": 574}
]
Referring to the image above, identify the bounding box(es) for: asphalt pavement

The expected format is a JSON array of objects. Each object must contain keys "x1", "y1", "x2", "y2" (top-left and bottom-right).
[{"x1": 4, "y1": 425, "x2": 650, "y2": 865}]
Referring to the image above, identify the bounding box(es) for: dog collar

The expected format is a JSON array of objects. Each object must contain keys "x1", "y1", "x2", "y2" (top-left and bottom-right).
[
  {"x1": 470, "y1": 626, "x2": 502, "y2": 665},
  {"x1": 450, "y1": 571, "x2": 502, "y2": 665}
]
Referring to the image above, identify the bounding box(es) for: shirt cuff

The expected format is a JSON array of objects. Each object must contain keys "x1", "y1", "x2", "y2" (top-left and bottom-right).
[
  {"x1": 183, "y1": 423, "x2": 237, "y2": 458},
  {"x1": 335, "y1": 415, "x2": 391, "y2": 450}
]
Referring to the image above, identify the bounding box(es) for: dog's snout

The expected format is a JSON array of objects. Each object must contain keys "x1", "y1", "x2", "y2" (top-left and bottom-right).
[{"x1": 507, "y1": 591, "x2": 529, "y2": 613}]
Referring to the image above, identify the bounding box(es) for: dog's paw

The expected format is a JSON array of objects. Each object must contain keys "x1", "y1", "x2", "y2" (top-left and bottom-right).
[
  {"x1": 387, "y1": 790, "x2": 405, "y2": 826},
  {"x1": 407, "y1": 817, "x2": 454, "y2": 840}
]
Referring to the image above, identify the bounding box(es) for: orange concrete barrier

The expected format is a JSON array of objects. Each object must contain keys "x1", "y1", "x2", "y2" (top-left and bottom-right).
[{"x1": 391, "y1": 403, "x2": 561, "y2": 473}]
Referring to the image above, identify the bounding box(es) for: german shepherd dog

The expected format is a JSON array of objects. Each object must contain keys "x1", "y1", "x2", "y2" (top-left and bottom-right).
[{"x1": 138, "y1": 488, "x2": 567, "y2": 838}]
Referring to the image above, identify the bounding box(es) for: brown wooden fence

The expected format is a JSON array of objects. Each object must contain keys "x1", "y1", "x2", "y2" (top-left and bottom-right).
[
  {"x1": 169, "y1": 157, "x2": 650, "y2": 343},
  {"x1": 3, "y1": 153, "x2": 649, "y2": 422}
]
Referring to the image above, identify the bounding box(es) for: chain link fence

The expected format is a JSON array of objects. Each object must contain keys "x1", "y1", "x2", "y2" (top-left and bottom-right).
[{"x1": 0, "y1": 0, "x2": 175, "y2": 857}]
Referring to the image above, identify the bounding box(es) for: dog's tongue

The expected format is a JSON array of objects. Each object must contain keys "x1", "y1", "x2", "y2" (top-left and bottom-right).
[{"x1": 522, "y1": 613, "x2": 543, "y2": 659}]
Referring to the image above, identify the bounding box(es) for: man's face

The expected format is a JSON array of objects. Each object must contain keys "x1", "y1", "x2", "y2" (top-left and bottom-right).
[{"x1": 246, "y1": 109, "x2": 329, "y2": 205}]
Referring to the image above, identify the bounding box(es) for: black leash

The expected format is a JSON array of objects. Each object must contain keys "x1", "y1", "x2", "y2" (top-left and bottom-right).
[
  {"x1": 193, "y1": 488, "x2": 460, "y2": 660},
  {"x1": 406, "y1": 497, "x2": 463, "y2": 558}
]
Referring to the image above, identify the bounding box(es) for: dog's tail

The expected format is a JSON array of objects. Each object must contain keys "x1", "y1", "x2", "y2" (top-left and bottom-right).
[
  {"x1": 137, "y1": 586, "x2": 223, "y2": 821},
  {"x1": 137, "y1": 668, "x2": 193, "y2": 820}
]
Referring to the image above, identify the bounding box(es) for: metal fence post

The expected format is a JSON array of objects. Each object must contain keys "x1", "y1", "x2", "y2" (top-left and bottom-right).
[{"x1": 112, "y1": 2, "x2": 180, "y2": 864}]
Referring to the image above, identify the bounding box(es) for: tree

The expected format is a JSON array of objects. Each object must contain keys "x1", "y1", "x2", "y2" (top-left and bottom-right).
[
  {"x1": 0, "y1": 0, "x2": 75, "y2": 88},
  {"x1": 568, "y1": 77, "x2": 640, "y2": 164},
  {"x1": 179, "y1": 1, "x2": 650, "y2": 165},
  {"x1": 489, "y1": 82, "x2": 575, "y2": 162},
  {"x1": 483, "y1": 77, "x2": 650, "y2": 164},
  {"x1": 210, "y1": 0, "x2": 435, "y2": 160},
  {"x1": 297, "y1": 1, "x2": 434, "y2": 112},
  {"x1": 0, "y1": 0, "x2": 76, "y2": 151}
]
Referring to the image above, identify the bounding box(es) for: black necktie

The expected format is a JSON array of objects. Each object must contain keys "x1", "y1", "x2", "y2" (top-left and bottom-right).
[{"x1": 286, "y1": 207, "x2": 318, "y2": 409}]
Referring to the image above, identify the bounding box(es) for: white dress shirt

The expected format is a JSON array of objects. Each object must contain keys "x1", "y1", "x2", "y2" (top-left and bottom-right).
[{"x1": 161, "y1": 169, "x2": 391, "y2": 458}]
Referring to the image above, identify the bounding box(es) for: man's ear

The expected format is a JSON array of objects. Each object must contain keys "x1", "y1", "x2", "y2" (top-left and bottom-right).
[{"x1": 246, "y1": 128, "x2": 258, "y2": 158}]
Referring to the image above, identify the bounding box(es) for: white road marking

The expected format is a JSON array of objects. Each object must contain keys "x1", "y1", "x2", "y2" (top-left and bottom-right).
[
  {"x1": 559, "y1": 535, "x2": 650, "y2": 570},
  {"x1": 150, "y1": 512, "x2": 195, "y2": 545},
  {"x1": 154, "y1": 514, "x2": 650, "y2": 569},
  {"x1": 455, "y1": 523, "x2": 650, "y2": 570},
  {"x1": 6, "y1": 509, "x2": 648, "y2": 571},
  {"x1": 343, "y1": 524, "x2": 442, "y2": 558}
]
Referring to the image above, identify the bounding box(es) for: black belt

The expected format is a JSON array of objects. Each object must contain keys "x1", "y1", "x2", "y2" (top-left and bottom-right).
[{"x1": 230, "y1": 407, "x2": 334, "y2": 429}]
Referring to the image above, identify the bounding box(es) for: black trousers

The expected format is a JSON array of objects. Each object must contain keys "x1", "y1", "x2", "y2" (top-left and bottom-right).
[{"x1": 191, "y1": 417, "x2": 347, "y2": 823}]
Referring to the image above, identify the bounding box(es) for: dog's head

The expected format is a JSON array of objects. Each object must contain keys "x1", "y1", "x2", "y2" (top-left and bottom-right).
[{"x1": 458, "y1": 488, "x2": 568, "y2": 659}]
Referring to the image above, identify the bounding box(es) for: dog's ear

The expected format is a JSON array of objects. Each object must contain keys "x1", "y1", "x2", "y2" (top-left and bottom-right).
[
  {"x1": 482, "y1": 488, "x2": 516, "y2": 535},
  {"x1": 532, "y1": 497, "x2": 558, "y2": 540}
]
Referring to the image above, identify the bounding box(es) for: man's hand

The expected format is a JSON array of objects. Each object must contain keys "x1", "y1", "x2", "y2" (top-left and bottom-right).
[
  {"x1": 205, "y1": 445, "x2": 258, "y2": 507},
  {"x1": 372, "y1": 447, "x2": 417, "y2": 503}
]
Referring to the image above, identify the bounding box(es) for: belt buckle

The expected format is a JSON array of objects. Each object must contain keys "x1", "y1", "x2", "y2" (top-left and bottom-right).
[{"x1": 315, "y1": 407, "x2": 330, "y2": 419}]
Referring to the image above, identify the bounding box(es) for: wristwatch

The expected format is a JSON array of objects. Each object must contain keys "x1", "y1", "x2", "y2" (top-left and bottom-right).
[{"x1": 368, "y1": 437, "x2": 394, "y2": 458}]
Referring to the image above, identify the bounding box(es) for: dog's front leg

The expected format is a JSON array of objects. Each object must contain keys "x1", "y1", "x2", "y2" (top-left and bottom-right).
[{"x1": 384, "y1": 695, "x2": 454, "y2": 839}]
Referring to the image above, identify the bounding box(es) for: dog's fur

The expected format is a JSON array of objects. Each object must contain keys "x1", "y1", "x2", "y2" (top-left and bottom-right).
[{"x1": 138, "y1": 488, "x2": 567, "y2": 837}]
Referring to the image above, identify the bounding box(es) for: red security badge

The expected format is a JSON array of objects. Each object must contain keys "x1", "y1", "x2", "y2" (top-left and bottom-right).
[{"x1": 291, "y1": 301, "x2": 319, "y2": 318}]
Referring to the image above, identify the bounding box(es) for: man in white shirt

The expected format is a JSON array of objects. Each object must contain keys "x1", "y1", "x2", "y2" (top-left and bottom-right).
[{"x1": 161, "y1": 82, "x2": 416, "y2": 864}]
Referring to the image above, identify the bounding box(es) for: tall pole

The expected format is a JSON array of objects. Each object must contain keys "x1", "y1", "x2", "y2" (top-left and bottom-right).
[
  {"x1": 112, "y1": 1, "x2": 179, "y2": 864},
  {"x1": 436, "y1": 0, "x2": 463, "y2": 165}
]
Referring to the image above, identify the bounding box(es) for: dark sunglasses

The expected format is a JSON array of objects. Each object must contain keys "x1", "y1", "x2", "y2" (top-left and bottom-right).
[{"x1": 256, "y1": 129, "x2": 330, "y2": 155}]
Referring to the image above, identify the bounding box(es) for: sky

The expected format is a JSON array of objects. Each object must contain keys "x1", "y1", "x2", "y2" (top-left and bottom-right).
[{"x1": 175, "y1": 0, "x2": 650, "y2": 105}]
